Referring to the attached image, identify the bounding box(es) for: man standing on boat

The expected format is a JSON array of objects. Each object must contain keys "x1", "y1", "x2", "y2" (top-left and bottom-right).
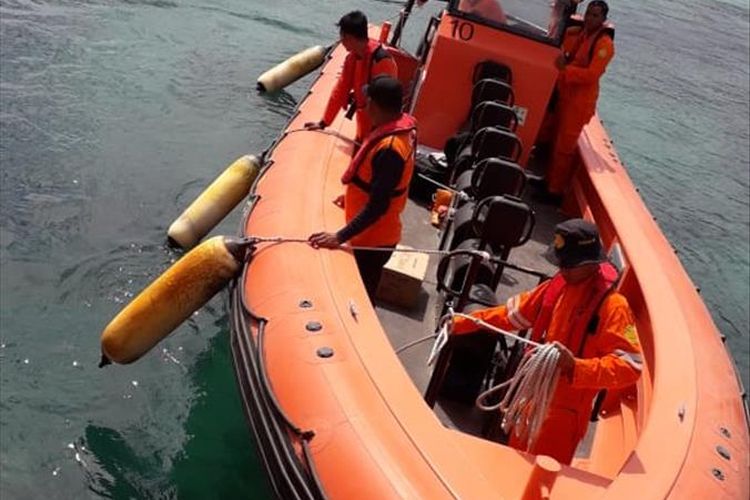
[
  {"x1": 544, "y1": 0, "x2": 614, "y2": 203},
  {"x1": 304, "y1": 10, "x2": 398, "y2": 142},
  {"x1": 450, "y1": 219, "x2": 642, "y2": 464},
  {"x1": 417, "y1": 0, "x2": 507, "y2": 24},
  {"x1": 308, "y1": 76, "x2": 417, "y2": 301}
]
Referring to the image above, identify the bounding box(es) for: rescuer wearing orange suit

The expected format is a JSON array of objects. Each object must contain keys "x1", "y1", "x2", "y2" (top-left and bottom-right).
[
  {"x1": 309, "y1": 77, "x2": 417, "y2": 300},
  {"x1": 457, "y1": 0, "x2": 507, "y2": 24},
  {"x1": 417, "y1": 0, "x2": 507, "y2": 24},
  {"x1": 544, "y1": 1, "x2": 614, "y2": 202},
  {"x1": 304, "y1": 11, "x2": 398, "y2": 142},
  {"x1": 451, "y1": 218, "x2": 643, "y2": 464}
]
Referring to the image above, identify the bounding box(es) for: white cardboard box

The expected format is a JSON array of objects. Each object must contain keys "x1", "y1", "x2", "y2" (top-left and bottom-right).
[{"x1": 376, "y1": 245, "x2": 429, "y2": 308}]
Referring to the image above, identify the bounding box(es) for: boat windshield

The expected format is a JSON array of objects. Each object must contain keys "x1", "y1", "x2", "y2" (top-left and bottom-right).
[{"x1": 448, "y1": 0, "x2": 572, "y2": 45}]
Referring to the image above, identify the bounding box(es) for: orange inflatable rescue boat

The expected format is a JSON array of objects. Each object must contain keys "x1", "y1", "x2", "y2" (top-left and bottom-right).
[{"x1": 229, "y1": 2, "x2": 749, "y2": 498}]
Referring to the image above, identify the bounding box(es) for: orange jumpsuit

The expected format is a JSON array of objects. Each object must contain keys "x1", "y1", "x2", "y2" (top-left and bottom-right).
[
  {"x1": 322, "y1": 40, "x2": 398, "y2": 141},
  {"x1": 342, "y1": 113, "x2": 417, "y2": 247},
  {"x1": 458, "y1": 0, "x2": 507, "y2": 24},
  {"x1": 547, "y1": 26, "x2": 614, "y2": 195},
  {"x1": 453, "y1": 269, "x2": 642, "y2": 464}
]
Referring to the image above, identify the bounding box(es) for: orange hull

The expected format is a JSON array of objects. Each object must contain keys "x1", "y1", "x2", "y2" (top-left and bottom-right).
[{"x1": 232, "y1": 19, "x2": 749, "y2": 500}]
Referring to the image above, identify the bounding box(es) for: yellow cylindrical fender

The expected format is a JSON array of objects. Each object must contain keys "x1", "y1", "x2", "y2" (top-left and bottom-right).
[
  {"x1": 100, "y1": 236, "x2": 250, "y2": 365},
  {"x1": 257, "y1": 45, "x2": 328, "y2": 93},
  {"x1": 167, "y1": 155, "x2": 260, "y2": 250}
]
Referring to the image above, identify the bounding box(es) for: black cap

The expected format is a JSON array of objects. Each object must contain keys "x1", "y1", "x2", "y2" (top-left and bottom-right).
[
  {"x1": 547, "y1": 218, "x2": 607, "y2": 269},
  {"x1": 364, "y1": 75, "x2": 403, "y2": 113}
]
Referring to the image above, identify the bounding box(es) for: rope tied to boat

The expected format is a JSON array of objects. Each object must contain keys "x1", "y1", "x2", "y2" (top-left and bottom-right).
[
  {"x1": 441, "y1": 312, "x2": 562, "y2": 450},
  {"x1": 284, "y1": 127, "x2": 361, "y2": 146},
  {"x1": 242, "y1": 235, "x2": 489, "y2": 259},
  {"x1": 416, "y1": 173, "x2": 471, "y2": 201}
]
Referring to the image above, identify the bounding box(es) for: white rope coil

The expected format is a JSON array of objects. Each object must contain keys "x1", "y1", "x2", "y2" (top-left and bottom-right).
[
  {"x1": 447, "y1": 312, "x2": 561, "y2": 450},
  {"x1": 476, "y1": 343, "x2": 561, "y2": 449}
]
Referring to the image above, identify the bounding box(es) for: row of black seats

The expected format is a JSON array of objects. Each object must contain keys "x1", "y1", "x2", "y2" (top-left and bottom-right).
[
  {"x1": 425, "y1": 62, "x2": 538, "y2": 415},
  {"x1": 438, "y1": 62, "x2": 536, "y2": 302}
]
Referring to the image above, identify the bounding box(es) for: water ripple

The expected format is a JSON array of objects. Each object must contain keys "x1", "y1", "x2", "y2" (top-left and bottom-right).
[{"x1": 56, "y1": 241, "x2": 176, "y2": 306}]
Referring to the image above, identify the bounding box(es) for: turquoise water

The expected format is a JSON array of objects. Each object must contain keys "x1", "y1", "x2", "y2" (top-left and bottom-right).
[{"x1": 0, "y1": 0, "x2": 747, "y2": 497}]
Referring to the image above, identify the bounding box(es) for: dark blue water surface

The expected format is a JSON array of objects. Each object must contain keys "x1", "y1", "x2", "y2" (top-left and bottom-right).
[{"x1": 1, "y1": 0, "x2": 747, "y2": 497}]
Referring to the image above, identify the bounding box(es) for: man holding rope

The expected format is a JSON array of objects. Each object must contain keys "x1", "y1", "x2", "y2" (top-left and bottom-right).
[
  {"x1": 451, "y1": 218, "x2": 643, "y2": 464},
  {"x1": 304, "y1": 10, "x2": 399, "y2": 143},
  {"x1": 309, "y1": 77, "x2": 417, "y2": 301}
]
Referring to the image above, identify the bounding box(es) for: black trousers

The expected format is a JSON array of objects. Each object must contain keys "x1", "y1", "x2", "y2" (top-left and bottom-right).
[{"x1": 354, "y1": 247, "x2": 395, "y2": 301}]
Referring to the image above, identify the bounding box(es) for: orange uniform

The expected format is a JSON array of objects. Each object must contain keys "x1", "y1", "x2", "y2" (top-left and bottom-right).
[
  {"x1": 341, "y1": 113, "x2": 417, "y2": 247},
  {"x1": 458, "y1": 0, "x2": 507, "y2": 24},
  {"x1": 547, "y1": 26, "x2": 614, "y2": 195},
  {"x1": 453, "y1": 264, "x2": 642, "y2": 464},
  {"x1": 322, "y1": 40, "x2": 398, "y2": 141}
]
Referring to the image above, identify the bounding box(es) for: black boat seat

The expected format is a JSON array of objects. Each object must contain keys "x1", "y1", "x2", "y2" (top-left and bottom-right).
[
  {"x1": 465, "y1": 283, "x2": 500, "y2": 310},
  {"x1": 471, "y1": 101, "x2": 518, "y2": 133},
  {"x1": 444, "y1": 239, "x2": 497, "y2": 293},
  {"x1": 472, "y1": 127, "x2": 523, "y2": 163},
  {"x1": 449, "y1": 201, "x2": 484, "y2": 251},
  {"x1": 455, "y1": 158, "x2": 527, "y2": 202},
  {"x1": 435, "y1": 330, "x2": 497, "y2": 405},
  {"x1": 445, "y1": 195, "x2": 536, "y2": 287},
  {"x1": 425, "y1": 282, "x2": 500, "y2": 407},
  {"x1": 452, "y1": 127, "x2": 523, "y2": 180},
  {"x1": 449, "y1": 194, "x2": 534, "y2": 252},
  {"x1": 471, "y1": 78, "x2": 514, "y2": 109},
  {"x1": 473, "y1": 60, "x2": 512, "y2": 85},
  {"x1": 434, "y1": 330, "x2": 498, "y2": 405}
]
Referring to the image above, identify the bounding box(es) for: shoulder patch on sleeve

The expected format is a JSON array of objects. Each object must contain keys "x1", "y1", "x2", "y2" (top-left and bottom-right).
[
  {"x1": 598, "y1": 47, "x2": 609, "y2": 59},
  {"x1": 623, "y1": 324, "x2": 639, "y2": 346}
]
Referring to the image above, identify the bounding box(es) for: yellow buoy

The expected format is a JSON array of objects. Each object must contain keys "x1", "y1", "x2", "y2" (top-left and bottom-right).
[
  {"x1": 100, "y1": 236, "x2": 251, "y2": 365},
  {"x1": 257, "y1": 45, "x2": 328, "y2": 93},
  {"x1": 167, "y1": 154, "x2": 260, "y2": 250}
]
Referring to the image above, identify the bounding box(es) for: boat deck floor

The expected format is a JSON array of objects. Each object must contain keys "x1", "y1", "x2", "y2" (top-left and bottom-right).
[{"x1": 374, "y1": 180, "x2": 564, "y2": 440}]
